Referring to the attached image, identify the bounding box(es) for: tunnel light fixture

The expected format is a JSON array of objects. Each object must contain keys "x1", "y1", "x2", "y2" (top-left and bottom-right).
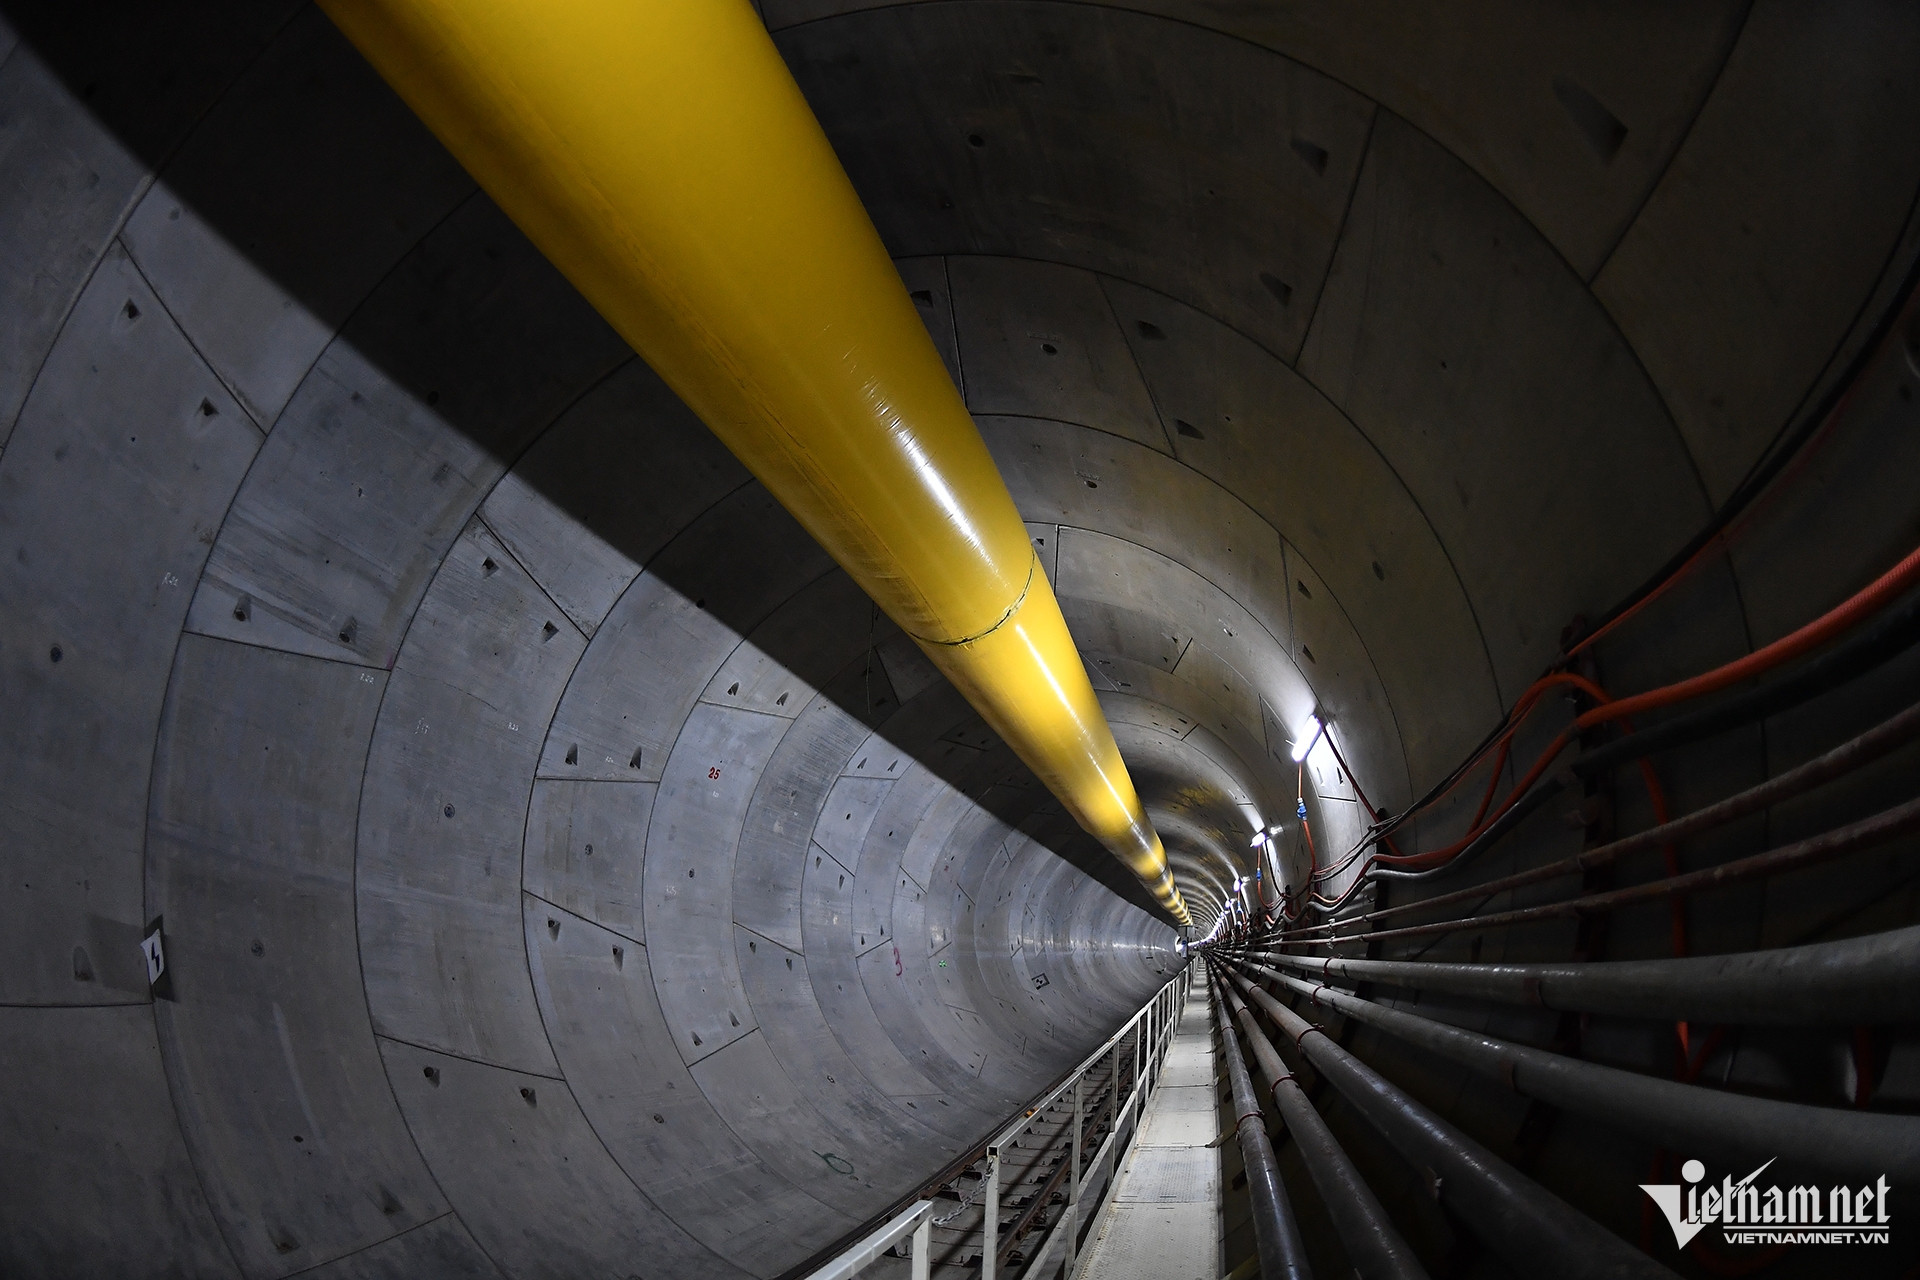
[{"x1": 1290, "y1": 715, "x2": 1324, "y2": 762}]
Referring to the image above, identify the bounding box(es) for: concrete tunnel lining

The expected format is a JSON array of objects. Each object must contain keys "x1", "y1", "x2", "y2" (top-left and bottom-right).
[{"x1": 2, "y1": 2, "x2": 1920, "y2": 1277}]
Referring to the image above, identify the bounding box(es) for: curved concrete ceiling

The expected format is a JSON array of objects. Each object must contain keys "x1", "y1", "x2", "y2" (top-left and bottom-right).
[{"x1": 2, "y1": 2, "x2": 1918, "y2": 1277}]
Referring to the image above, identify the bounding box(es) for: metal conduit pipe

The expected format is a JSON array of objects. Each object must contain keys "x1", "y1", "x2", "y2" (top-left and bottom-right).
[
  {"x1": 1293, "y1": 793, "x2": 1920, "y2": 950},
  {"x1": 1566, "y1": 582, "x2": 1920, "y2": 783},
  {"x1": 1370, "y1": 685, "x2": 1920, "y2": 889},
  {"x1": 1299, "y1": 698, "x2": 1920, "y2": 933},
  {"x1": 316, "y1": 0, "x2": 1189, "y2": 923},
  {"x1": 1364, "y1": 569, "x2": 1920, "y2": 884},
  {"x1": 1236, "y1": 960, "x2": 1920, "y2": 1184},
  {"x1": 1209, "y1": 971, "x2": 1314, "y2": 1280},
  {"x1": 1217, "y1": 983, "x2": 1430, "y2": 1280},
  {"x1": 1243, "y1": 922, "x2": 1920, "y2": 1025},
  {"x1": 1222, "y1": 972, "x2": 1680, "y2": 1280}
]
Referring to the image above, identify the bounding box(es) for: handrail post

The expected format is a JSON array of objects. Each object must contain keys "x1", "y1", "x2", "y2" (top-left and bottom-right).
[
  {"x1": 1065, "y1": 1075, "x2": 1084, "y2": 1273},
  {"x1": 910, "y1": 1211, "x2": 930, "y2": 1280},
  {"x1": 982, "y1": 1145, "x2": 1001, "y2": 1280}
]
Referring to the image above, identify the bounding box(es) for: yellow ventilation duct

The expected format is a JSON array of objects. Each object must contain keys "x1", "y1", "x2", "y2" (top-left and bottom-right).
[{"x1": 319, "y1": 0, "x2": 1188, "y2": 924}]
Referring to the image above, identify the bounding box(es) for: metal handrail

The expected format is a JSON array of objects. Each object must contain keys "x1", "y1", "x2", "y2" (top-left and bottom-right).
[
  {"x1": 797, "y1": 967, "x2": 1189, "y2": 1280},
  {"x1": 983, "y1": 970, "x2": 1186, "y2": 1279},
  {"x1": 802, "y1": 1200, "x2": 934, "y2": 1280}
]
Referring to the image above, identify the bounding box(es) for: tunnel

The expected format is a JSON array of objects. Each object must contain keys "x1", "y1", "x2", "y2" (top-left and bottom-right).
[{"x1": 2, "y1": 2, "x2": 1918, "y2": 1278}]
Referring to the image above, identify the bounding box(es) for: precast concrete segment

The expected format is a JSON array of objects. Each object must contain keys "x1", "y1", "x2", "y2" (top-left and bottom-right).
[
  {"x1": 761, "y1": 0, "x2": 1758, "y2": 322},
  {"x1": 117, "y1": 6, "x2": 475, "y2": 428},
  {"x1": 378, "y1": 1029, "x2": 754, "y2": 1280},
  {"x1": 0, "y1": 1006, "x2": 238, "y2": 1277},
  {"x1": 1595, "y1": 3, "x2": 1920, "y2": 504},
  {"x1": 533, "y1": 486, "x2": 840, "y2": 787},
  {"x1": 357, "y1": 518, "x2": 586, "y2": 1076},
  {"x1": 184, "y1": 192, "x2": 629, "y2": 669},
  {"x1": 0, "y1": 3, "x2": 313, "y2": 443},
  {"x1": 0, "y1": 245, "x2": 260, "y2": 1005},
  {"x1": 317, "y1": 0, "x2": 1189, "y2": 924},
  {"x1": 477, "y1": 356, "x2": 750, "y2": 638},
  {"x1": 1102, "y1": 273, "x2": 1496, "y2": 792},
  {"x1": 283, "y1": 1216, "x2": 499, "y2": 1279},
  {"x1": 149, "y1": 635, "x2": 444, "y2": 1278}
]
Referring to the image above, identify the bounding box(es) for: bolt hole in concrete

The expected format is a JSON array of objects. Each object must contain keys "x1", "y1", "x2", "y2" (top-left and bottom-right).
[
  {"x1": 48, "y1": 645, "x2": 62, "y2": 663},
  {"x1": 542, "y1": 620, "x2": 558, "y2": 641},
  {"x1": 423, "y1": 1067, "x2": 439, "y2": 1086},
  {"x1": 520, "y1": 1087, "x2": 536, "y2": 1106},
  {"x1": 443, "y1": 804, "x2": 455, "y2": 818},
  {"x1": 1042, "y1": 342, "x2": 1058, "y2": 354},
  {"x1": 968, "y1": 133, "x2": 985, "y2": 147},
  {"x1": 1259, "y1": 272, "x2": 1292, "y2": 306},
  {"x1": 1136, "y1": 320, "x2": 1165, "y2": 340},
  {"x1": 1175, "y1": 420, "x2": 1203, "y2": 439}
]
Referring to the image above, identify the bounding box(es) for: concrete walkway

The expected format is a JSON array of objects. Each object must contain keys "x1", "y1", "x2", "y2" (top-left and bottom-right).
[{"x1": 1074, "y1": 971, "x2": 1220, "y2": 1280}]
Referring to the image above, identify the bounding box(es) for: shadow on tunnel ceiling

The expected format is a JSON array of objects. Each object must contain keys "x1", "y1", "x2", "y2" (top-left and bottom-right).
[{"x1": 0, "y1": 0, "x2": 1182, "y2": 922}]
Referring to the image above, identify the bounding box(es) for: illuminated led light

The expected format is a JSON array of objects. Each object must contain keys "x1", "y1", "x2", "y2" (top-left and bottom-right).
[{"x1": 1290, "y1": 715, "x2": 1323, "y2": 762}]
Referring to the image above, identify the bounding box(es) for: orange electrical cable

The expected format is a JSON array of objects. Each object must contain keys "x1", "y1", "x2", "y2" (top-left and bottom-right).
[{"x1": 1578, "y1": 543, "x2": 1920, "y2": 731}]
